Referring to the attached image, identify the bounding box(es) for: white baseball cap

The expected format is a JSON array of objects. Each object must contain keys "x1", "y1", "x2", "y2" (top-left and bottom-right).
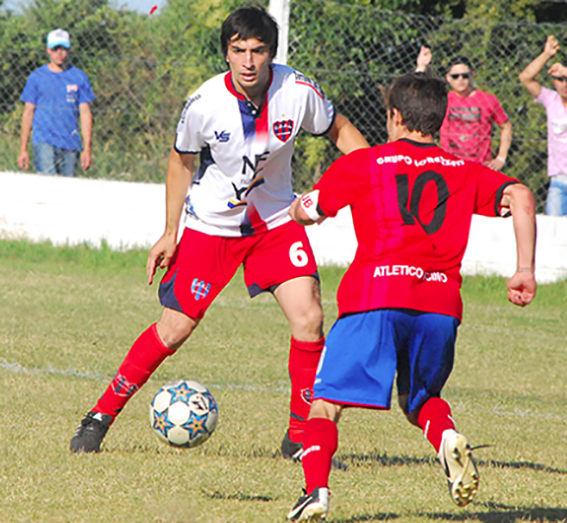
[{"x1": 47, "y1": 29, "x2": 70, "y2": 49}]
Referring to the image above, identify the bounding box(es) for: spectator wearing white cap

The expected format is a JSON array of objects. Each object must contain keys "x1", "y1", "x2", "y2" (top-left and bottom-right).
[{"x1": 18, "y1": 28, "x2": 95, "y2": 176}]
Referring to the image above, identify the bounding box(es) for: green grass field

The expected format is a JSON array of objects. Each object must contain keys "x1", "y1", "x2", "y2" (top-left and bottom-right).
[{"x1": 0, "y1": 240, "x2": 565, "y2": 522}]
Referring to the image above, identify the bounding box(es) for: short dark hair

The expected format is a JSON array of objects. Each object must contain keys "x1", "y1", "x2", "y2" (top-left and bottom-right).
[
  {"x1": 446, "y1": 55, "x2": 474, "y2": 72},
  {"x1": 386, "y1": 72, "x2": 448, "y2": 136},
  {"x1": 221, "y1": 6, "x2": 279, "y2": 59}
]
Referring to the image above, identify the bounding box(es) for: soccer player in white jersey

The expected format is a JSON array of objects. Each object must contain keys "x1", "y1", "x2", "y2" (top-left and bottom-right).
[{"x1": 70, "y1": 6, "x2": 369, "y2": 454}]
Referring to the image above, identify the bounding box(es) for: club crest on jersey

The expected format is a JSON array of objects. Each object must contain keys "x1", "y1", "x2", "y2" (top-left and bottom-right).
[
  {"x1": 300, "y1": 387, "x2": 313, "y2": 405},
  {"x1": 273, "y1": 120, "x2": 294, "y2": 143},
  {"x1": 111, "y1": 373, "x2": 138, "y2": 397},
  {"x1": 191, "y1": 278, "x2": 211, "y2": 301}
]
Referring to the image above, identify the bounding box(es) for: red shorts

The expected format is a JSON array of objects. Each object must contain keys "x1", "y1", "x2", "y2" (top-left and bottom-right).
[{"x1": 159, "y1": 220, "x2": 319, "y2": 320}]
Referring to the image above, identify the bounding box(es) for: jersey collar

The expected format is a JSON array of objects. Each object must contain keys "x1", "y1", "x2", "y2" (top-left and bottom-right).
[{"x1": 224, "y1": 67, "x2": 274, "y2": 106}]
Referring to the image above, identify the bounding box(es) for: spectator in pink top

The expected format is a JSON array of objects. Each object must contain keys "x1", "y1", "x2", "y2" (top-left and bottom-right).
[
  {"x1": 520, "y1": 35, "x2": 567, "y2": 216},
  {"x1": 416, "y1": 49, "x2": 513, "y2": 170}
]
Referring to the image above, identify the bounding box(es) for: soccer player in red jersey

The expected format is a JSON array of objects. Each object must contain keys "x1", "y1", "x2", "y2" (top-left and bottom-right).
[
  {"x1": 286, "y1": 72, "x2": 536, "y2": 521},
  {"x1": 69, "y1": 6, "x2": 368, "y2": 454}
]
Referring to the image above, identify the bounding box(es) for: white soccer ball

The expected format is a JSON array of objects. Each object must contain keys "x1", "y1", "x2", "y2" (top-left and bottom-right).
[{"x1": 149, "y1": 379, "x2": 218, "y2": 448}]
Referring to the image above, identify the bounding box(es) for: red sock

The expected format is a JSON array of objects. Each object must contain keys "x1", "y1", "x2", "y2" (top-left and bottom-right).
[
  {"x1": 302, "y1": 418, "x2": 338, "y2": 492},
  {"x1": 94, "y1": 324, "x2": 175, "y2": 421},
  {"x1": 417, "y1": 397, "x2": 455, "y2": 452},
  {"x1": 288, "y1": 336, "x2": 324, "y2": 443}
]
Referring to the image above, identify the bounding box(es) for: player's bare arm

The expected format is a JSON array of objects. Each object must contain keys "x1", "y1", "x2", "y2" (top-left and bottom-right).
[
  {"x1": 289, "y1": 190, "x2": 324, "y2": 226},
  {"x1": 18, "y1": 102, "x2": 35, "y2": 170},
  {"x1": 501, "y1": 183, "x2": 537, "y2": 307},
  {"x1": 327, "y1": 113, "x2": 369, "y2": 154},
  {"x1": 79, "y1": 103, "x2": 93, "y2": 170},
  {"x1": 147, "y1": 149, "x2": 196, "y2": 285},
  {"x1": 519, "y1": 35, "x2": 559, "y2": 98},
  {"x1": 486, "y1": 120, "x2": 512, "y2": 171}
]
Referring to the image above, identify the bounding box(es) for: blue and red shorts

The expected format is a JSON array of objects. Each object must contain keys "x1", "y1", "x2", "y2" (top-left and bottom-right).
[
  {"x1": 159, "y1": 220, "x2": 318, "y2": 320},
  {"x1": 313, "y1": 309, "x2": 459, "y2": 414}
]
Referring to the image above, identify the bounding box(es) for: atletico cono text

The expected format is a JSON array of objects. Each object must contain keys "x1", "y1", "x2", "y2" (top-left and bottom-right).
[{"x1": 373, "y1": 265, "x2": 448, "y2": 282}]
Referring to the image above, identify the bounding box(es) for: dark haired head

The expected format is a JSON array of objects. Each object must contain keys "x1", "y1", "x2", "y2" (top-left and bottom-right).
[
  {"x1": 221, "y1": 6, "x2": 278, "y2": 59},
  {"x1": 447, "y1": 55, "x2": 474, "y2": 73},
  {"x1": 386, "y1": 72, "x2": 448, "y2": 136}
]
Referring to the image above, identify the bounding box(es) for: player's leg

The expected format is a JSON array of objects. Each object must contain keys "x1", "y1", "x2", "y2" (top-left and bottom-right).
[
  {"x1": 274, "y1": 276, "x2": 325, "y2": 453},
  {"x1": 70, "y1": 229, "x2": 242, "y2": 453},
  {"x1": 398, "y1": 312, "x2": 479, "y2": 506},
  {"x1": 242, "y1": 221, "x2": 323, "y2": 453},
  {"x1": 287, "y1": 399, "x2": 341, "y2": 522},
  {"x1": 32, "y1": 142, "x2": 56, "y2": 175}
]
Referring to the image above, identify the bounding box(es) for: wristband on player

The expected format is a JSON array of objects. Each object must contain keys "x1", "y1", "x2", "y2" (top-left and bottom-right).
[
  {"x1": 299, "y1": 190, "x2": 323, "y2": 222},
  {"x1": 496, "y1": 156, "x2": 506, "y2": 165}
]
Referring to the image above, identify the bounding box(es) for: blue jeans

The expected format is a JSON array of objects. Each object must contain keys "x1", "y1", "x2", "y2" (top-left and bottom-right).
[
  {"x1": 546, "y1": 174, "x2": 567, "y2": 216},
  {"x1": 33, "y1": 142, "x2": 80, "y2": 177}
]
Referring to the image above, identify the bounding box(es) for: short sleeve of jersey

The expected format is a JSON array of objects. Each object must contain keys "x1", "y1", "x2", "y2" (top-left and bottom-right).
[
  {"x1": 78, "y1": 71, "x2": 95, "y2": 104},
  {"x1": 535, "y1": 86, "x2": 553, "y2": 108},
  {"x1": 21, "y1": 72, "x2": 39, "y2": 105},
  {"x1": 314, "y1": 150, "x2": 368, "y2": 217},
  {"x1": 294, "y1": 72, "x2": 335, "y2": 136},
  {"x1": 174, "y1": 91, "x2": 205, "y2": 154},
  {"x1": 489, "y1": 94, "x2": 508, "y2": 125},
  {"x1": 472, "y1": 163, "x2": 518, "y2": 217}
]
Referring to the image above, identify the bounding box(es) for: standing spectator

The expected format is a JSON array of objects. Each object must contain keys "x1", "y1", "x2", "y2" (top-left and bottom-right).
[
  {"x1": 286, "y1": 72, "x2": 536, "y2": 521},
  {"x1": 18, "y1": 29, "x2": 94, "y2": 176},
  {"x1": 69, "y1": 6, "x2": 368, "y2": 455},
  {"x1": 519, "y1": 35, "x2": 567, "y2": 216},
  {"x1": 416, "y1": 48, "x2": 512, "y2": 169}
]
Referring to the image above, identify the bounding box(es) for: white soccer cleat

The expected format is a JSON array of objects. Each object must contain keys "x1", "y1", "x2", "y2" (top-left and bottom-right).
[
  {"x1": 287, "y1": 487, "x2": 329, "y2": 521},
  {"x1": 438, "y1": 429, "x2": 479, "y2": 507}
]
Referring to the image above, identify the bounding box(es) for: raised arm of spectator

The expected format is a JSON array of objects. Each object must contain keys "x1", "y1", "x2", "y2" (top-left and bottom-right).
[
  {"x1": 548, "y1": 62, "x2": 567, "y2": 78},
  {"x1": 519, "y1": 35, "x2": 559, "y2": 98},
  {"x1": 487, "y1": 120, "x2": 513, "y2": 171},
  {"x1": 18, "y1": 102, "x2": 35, "y2": 170},
  {"x1": 415, "y1": 46, "x2": 432, "y2": 73},
  {"x1": 499, "y1": 183, "x2": 537, "y2": 307},
  {"x1": 79, "y1": 102, "x2": 93, "y2": 171},
  {"x1": 327, "y1": 113, "x2": 369, "y2": 154}
]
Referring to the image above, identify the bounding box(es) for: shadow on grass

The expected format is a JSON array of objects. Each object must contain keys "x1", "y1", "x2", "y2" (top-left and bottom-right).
[
  {"x1": 333, "y1": 452, "x2": 567, "y2": 476},
  {"x1": 200, "y1": 488, "x2": 274, "y2": 502},
  {"x1": 330, "y1": 504, "x2": 567, "y2": 522}
]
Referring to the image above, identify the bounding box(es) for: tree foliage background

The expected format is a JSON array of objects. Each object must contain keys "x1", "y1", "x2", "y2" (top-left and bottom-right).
[{"x1": 0, "y1": 0, "x2": 566, "y2": 211}]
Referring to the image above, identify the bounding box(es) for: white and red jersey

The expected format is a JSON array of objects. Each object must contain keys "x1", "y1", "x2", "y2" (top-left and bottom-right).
[
  {"x1": 314, "y1": 139, "x2": 518, "y2": 321},
  {"x1": 175, "y1": 64, "x2": 335, "y2": 237}
]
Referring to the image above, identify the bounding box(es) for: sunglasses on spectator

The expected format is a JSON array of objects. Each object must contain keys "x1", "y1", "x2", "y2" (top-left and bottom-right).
[
  {"x1": 552, "y1": 76, "x2": 567, "y2": 83},
  {"x1": 449, "y1": 73, "x2": 471, "y2": 80}
]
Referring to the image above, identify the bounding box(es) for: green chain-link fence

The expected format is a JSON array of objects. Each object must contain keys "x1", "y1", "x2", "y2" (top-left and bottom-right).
[{"x1": 1, "y1": 0, "x2": 566, "y2": 211}]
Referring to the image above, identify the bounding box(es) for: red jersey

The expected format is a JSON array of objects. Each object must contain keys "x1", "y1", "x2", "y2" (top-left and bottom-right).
[
  {"x1": 440, "y1": 90, "x2": 508, "y2": 163},
  {"x1": 314, "y1": 139, "x2": 518, "y2": 321}
]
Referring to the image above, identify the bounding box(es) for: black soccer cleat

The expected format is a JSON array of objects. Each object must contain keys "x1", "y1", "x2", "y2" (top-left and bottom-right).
[
  {"x1": 70, "y1": 411, "x2": 113, "y2": 453},
  {"x1": 281, "y1": 429, "x2": 304, "y2": 461},
  {"x1": 280, "y1": 430, "x2": 348, "y2": 471},
  {"x1": 287, "y1": 487, "x2": 329, "y2": 521}
]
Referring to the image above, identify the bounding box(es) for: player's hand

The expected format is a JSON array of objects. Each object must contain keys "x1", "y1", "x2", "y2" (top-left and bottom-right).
[
  {"x1": 548, "y1": 62, "x2": 567, "y2": 78},
  {"x1": 485, "y1": 157, "x2": 505, "y2": 171},
  {"x1": 81, "y1": 150, "x2": 92, "y2": 170},
  {"x1": 544, "y1": 35, "x2": 559, "y2": 57},
  {"x1": 17, "y1": 151, "x2": 29, "y2": 170},
  {"x1": 147, "y1": 233, "x2": 177, "y2": 285},
  {"x1": 416, "y1": 46, "x2": 432, "y2": 72},
  {"x1": 507, "y1": 270, "x2": 536, "y2": 307}
]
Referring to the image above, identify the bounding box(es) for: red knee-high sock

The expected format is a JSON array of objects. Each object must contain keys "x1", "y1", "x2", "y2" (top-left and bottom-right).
[
  {"x1": 288, "y1": 336, "x2": 324, "y2": 443},
  {"x1": 302, "y1": 418, "x2": 338, "y2": 493},
  {"x1": 93, "y1": 323, "x2": 175, "y2": 421},
  {"x1": 417, "y1": 397, "x2": 455, "y2": 452}
]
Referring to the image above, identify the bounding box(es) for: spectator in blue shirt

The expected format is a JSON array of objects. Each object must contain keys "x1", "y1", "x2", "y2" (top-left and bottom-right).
[{"x1": 18, "y1": 29, "x2": 95, "y2": 176}]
